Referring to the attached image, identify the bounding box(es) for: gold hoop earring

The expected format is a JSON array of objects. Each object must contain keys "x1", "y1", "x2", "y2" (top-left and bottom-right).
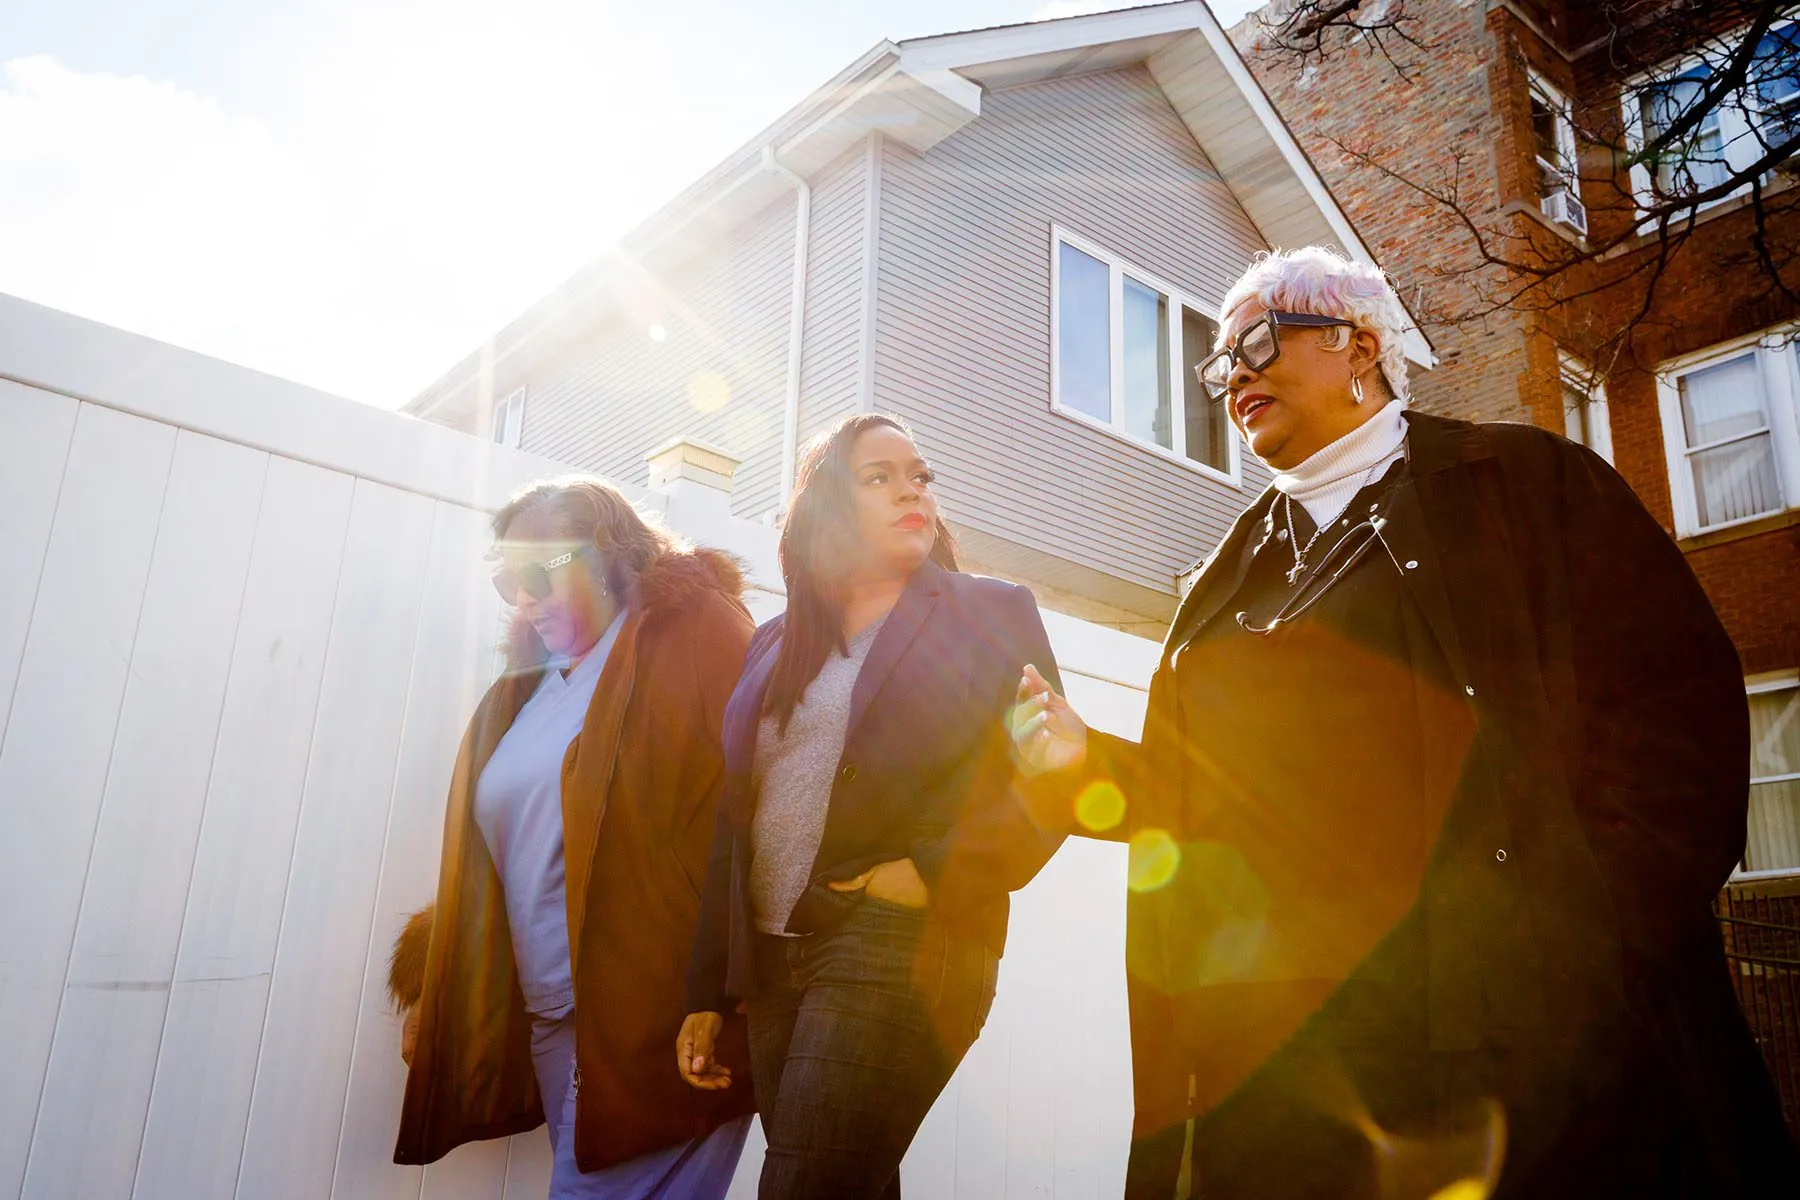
[{"x1": 1350, "y1": 374, "x2": 1365, "y2": 406}]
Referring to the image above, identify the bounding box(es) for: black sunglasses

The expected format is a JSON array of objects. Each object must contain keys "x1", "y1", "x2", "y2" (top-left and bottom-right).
[
  {"x1": 1196, "y1": 310, "x2": 1356, "y2": 404},
  {"x1": 491, "y1": 543, "x2": 594, "y2": 603}
]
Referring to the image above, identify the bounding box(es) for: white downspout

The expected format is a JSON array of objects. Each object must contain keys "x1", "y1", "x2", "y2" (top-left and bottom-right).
[{"x1": 762, "y1": 144, "x2": 810, "y2": 505}]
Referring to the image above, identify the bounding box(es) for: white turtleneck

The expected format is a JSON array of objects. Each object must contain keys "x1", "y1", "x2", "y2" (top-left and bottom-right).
[{"x1": 1271, "y1": 400, "x2": 1409, "y2": 527}]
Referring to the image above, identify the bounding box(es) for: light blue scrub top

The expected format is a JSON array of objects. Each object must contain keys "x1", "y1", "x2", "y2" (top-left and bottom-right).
[{"x1": 473, "y1": 610, "x2": 626, "y2": 1019}]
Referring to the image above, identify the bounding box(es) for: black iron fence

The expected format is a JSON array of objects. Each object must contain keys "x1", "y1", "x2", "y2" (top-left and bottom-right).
[{"x1": 1716, "y1": 881, "x2": 1800, "y2": 1142}]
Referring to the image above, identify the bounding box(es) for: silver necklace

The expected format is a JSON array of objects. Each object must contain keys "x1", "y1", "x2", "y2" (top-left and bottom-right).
[{"x1": 1281, "y1": 458, "x2": 1390, "y2": 585}]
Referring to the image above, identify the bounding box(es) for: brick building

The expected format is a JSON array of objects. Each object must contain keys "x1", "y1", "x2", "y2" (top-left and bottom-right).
[
  {"x1": 1233, "y1": 0, "x2": 1800, "y2": 1124},
  {"x1": 1236, "y1": 0, "x2": 1799, "y2": 869}
]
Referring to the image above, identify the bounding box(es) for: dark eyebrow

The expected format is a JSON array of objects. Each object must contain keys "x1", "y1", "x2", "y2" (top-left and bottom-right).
[{"x1": 856, "y1": 457, "x2": 927, "y2": 472}]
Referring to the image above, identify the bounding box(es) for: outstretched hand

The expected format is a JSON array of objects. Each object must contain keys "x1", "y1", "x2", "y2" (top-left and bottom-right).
[{"x1": 1011, "y1": 663, "x2": 1088, "y2": 776}]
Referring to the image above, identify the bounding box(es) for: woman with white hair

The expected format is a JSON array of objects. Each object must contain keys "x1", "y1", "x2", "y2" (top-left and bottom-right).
[{"x1": 1014, "y1": 247, "x2": 1794, "y2": 1195}]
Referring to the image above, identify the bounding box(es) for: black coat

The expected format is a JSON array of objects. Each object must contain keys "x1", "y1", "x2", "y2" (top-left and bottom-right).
[
  {"x1": 1087, "y1": 411, "x2": 1793, "y2": 1190},
  {"x1": 687, "y1": 560, "x2": 1063, "y2": 1013}
]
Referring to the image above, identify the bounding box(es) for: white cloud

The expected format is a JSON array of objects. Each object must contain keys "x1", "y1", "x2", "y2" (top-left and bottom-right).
[
  {"x1": 0, "y1": 8, "x2": 763, "y2": 409},
  {"x1": 0, "y1": 56, "x2": 373, "y2": 393},
  {"x1": 0, "y1": 29, "x2": 708, "y2": 408}
]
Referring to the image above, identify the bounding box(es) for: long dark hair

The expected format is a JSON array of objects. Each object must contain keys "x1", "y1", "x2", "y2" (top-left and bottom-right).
[{"x1": 764, "y1": 413, "x2": 957, "y2": 731}]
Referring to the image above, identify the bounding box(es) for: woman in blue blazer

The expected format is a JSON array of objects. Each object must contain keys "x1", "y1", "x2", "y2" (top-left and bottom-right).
[{"x1": 678, "y1": 413, "x2": 1063, "y2": 1199}]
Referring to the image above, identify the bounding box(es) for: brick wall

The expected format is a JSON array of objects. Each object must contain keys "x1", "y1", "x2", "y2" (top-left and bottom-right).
[
  {"x1": 1239, "y1": 1, "x2": 1535, "y2": 424},
  {"x1": 1689, "y1": 527, "x2": 1800, "y2": 676}
]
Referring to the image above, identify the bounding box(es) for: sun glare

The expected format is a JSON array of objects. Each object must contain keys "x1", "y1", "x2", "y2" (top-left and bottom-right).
[{"x1": 1127, "y1": 828, "x2": 1180, "y2": 892}]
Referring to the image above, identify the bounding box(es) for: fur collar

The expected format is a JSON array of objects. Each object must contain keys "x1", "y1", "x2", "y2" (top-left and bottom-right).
[{"x1": 503, "y1": 545, "x2": 746, "y2": 672}]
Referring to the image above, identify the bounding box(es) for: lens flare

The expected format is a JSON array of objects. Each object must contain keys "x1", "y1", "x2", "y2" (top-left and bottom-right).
[
  {"x1": 1181, "y1": 841, "x2": 1271, "y2": 985},
  {"x1": 1076, "y1": 780, "x2": 1126, "y2": 832},
  {"x1": 1127, "y1": 828, "x2": 1181, "y2": 892},
  {"x1": 1357, "y1": 1092, "x2": 1506, "y2": 1200},
  {"x1": 1427, "y1": 1182, "x2": 1490, "y2": 1200},
  {"x1": 687, "y1": 370, "x2": 730, "y2": 413},
  {"x1": 648, "y1": 323, "x2": 667, "y2": 342}
]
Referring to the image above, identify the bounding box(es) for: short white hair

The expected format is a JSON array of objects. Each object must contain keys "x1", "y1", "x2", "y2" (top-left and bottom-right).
[{"x1": 1219, "y1": 246, "x2": 1411, "y2": 400}]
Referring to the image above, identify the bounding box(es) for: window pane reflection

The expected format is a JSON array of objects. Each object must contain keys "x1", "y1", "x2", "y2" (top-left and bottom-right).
[
  {"x1": 1122, "y1": 277, "x2": 1170, "y2": 449},
  {"x1": 1745, "y1": 687, "x2": 1800, "y2": 872},
  {"x1": 1690, "y1": 434, "x2": 1782, "y2": 527},
  {"x1": 1182, "y1": 306, "x2": 1229, "y2": 471},
  {"x1": 1058, "y1": 243, "x2": 1111, "y2": 421},
  {"x1": 1679, "y1": 353, "x2": 1767, "y2": 445}
]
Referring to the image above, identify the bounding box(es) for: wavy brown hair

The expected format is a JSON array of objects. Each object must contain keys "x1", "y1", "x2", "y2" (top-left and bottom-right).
[
  {"x1": 764, "y1": 413, "x2": 957, "y2": 732},
  {"x1": 491, "y1": 475, "x2": 683, "y2": 604}
]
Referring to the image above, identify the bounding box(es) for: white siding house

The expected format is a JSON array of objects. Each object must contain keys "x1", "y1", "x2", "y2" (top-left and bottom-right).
[{"x1": 405, "y1": 1, "x2": 1434, "y2": 635}]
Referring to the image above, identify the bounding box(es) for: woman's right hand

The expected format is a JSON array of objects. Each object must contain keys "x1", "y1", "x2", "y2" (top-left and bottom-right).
[
  {"x1": 677, "y1": 1011, "x2": 733, "y2": 1090},
  {"x1": 1012, "y1": 664, "x2": 1088, "y2": 776}
]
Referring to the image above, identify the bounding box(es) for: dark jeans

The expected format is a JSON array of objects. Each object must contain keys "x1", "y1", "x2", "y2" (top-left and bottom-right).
[{"x1": 747, "y1": 895, "x2": 999, "y2": 1200}]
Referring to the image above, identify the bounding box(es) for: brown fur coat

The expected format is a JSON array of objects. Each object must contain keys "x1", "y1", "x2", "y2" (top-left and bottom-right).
[{"x1": 392, "y1": 545, "x2": 756, "y2": 1171}]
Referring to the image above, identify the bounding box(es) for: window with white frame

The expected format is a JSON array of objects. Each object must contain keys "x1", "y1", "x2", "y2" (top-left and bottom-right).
[
  {"x1": 491, "y1": 387, "x2": 525, "y2": 448},
  {"x1": 1052, "y1": 229, "x2": 1236, "y2": 481},
  {"x1": 1658, "y1": 330, "x2": 1800, "y2": 536},
  {"x1": 1559, "y1": 353, "x2": 1613, "y2": 463},
  {"x1": 1529, "y1": 73, "x2": 1580, "y2": 200},
  {"x1": 1754, "y1": 22, "x2": 1800, "y2": 147},
  {"x1": 1626, "y1": 18, "x2": 1800, "y2": 210},
  {"x1": 1742, "y1": 675, "x2": 1800, "y2": 876}
]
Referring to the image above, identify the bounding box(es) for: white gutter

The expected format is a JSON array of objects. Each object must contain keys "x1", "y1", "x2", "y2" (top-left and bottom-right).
[{"x1": 762, "y1": 144, "x2": 811, "y2": 504}]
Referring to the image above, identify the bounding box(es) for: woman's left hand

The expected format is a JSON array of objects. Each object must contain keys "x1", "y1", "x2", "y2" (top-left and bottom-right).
[
  {"x1": 828, "y1": 857, "x2": 930, "y2": 908},
  {"x1": 400, "y1": 1006, "x2": 421, "y2": 1066}
]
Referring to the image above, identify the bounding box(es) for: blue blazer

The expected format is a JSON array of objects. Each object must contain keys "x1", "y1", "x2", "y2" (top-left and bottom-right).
[{"x1": 686, "y1": 560, "x2": 1064, "y2": 1011}]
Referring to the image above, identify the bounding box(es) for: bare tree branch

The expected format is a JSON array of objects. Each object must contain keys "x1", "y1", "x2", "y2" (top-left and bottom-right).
[
  {"x1": 1249, "y1": 0, "x2": 1800, "y2": 377},
  {"x1": 1250, "y1": 0, "x2": 1433, "y2": 79}
]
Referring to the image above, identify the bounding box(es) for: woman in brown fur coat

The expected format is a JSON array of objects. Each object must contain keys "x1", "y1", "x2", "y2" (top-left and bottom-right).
[{"x1": 390, "y1": 477, "x2": 754, "y2": 1198}]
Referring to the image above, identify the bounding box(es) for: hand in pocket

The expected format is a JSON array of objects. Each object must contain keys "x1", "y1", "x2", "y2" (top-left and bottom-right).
[{"x1": 828, "y1": 857, "x2": 930, "y2": 908}]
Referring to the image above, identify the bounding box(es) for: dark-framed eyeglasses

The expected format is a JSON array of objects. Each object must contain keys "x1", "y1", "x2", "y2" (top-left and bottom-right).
[
  {"x1": 1196, "y1": 310, "x2": 1357, "y2": 405},
  {"x1": 491, "y1": 543, "x2": 593, "y2": 603}
]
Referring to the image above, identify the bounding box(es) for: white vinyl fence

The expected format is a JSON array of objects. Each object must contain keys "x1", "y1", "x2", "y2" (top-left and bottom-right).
[{"x1": 0, "y1": 293, "x2": 1158, "y2": 1200}]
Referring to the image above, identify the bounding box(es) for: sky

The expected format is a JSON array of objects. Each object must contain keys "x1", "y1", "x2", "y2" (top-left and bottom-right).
[{"x1": 0, "y1": 0, "x2": 1263, "y2": 408}]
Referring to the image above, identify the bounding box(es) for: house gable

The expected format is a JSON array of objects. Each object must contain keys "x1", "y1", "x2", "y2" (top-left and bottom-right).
[{"x1": 873, "y1": 65, "x2": 1273, "y2": 620}]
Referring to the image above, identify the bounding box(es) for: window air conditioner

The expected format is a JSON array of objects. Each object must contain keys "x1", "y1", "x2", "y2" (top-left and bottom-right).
[{"x1": 1542, "y1": 187, "x2": 1589, "y2": 237}]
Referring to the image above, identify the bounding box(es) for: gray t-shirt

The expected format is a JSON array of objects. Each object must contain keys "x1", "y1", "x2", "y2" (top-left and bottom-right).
[
  {"x1": 750, "y1": 618, "x2": 885, "y2": 934},
  {"x1": 472, "y1": 610, "x2": 625, "y2": 1018}
]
